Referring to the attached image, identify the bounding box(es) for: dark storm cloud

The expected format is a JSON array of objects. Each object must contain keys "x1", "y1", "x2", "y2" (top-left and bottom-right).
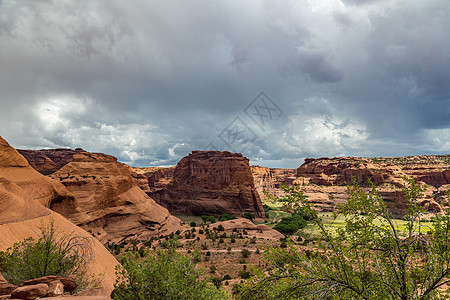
[{"x1": 1, "y1": 0, "x2": 450, "y2": 168}]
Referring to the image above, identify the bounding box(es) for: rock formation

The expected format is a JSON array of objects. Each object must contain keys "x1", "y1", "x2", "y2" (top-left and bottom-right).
[
  {"x1": 150, "y1": 151, "x2": 265, "y2": 219},
  {"x1": 18, "y1": 148, "x2": 84, "y2": 175},
  {"x1": 49, "y1": 152, "x2": 183, "y2": 243},
  {"x1": 132, "y1": 166, "x2": 175, "y2": 194},
  {"x1": 251, "y1": 166, "x2": 297, "y2": 199},
  {"x1": 293, "y1": 156, "x2": 450, "y2": 217},
  {"x1": 212, "y1": 218, "x2": 284, "y2": 240},
  {"x1": 0, "y1": 136, "x2": 119, "y2": 295}
]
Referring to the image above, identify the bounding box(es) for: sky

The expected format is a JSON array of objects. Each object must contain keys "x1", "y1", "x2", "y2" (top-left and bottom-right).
[{"x1": 1, "y1": 0, "x2": 450, "y2": 168}]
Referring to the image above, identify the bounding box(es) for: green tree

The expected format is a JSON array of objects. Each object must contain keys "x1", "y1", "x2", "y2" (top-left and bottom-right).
[
  {"x1": 114, "y1": 247, "x2": 229, "y2": 300},
  {"x1": 0, "y1": 221, "x2": 95, "y2": 291},
  {"x1": 240, "y1": 178, "x2": 450, "y2": 299},
  {"x1": 243, "y1": 212, "x2": 255, "y2": 222}
]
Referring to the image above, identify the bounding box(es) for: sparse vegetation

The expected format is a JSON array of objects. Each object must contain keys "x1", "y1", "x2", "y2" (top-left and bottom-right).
[
  {"x1": 0, "y1": 221, "x2": 96, "y2": 292},
  {"x1": 240, "y1": 179, "x2": 450, "y2": 300}
]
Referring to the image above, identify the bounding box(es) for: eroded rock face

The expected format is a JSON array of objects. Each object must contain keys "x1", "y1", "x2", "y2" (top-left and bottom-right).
[
  {"x1": 50, "y1": 152, "x2": 183, "y2": 243},
  {"x1": 151, "y1": 151, "x2": 265, "y2": 219},
  {"x1": 0, "y1": 137, "x2": 76, "y2": 221},
  {"x1": 293, "y1": 156, "x2": 450, "y2": 218},
  {"x1": 132, "y1": 167, "x2": 175, "y2": 194},
  {"x1": 0, "y1": 136, "x2": 119, "y2": 295},
  {"x1": 18, "y1": 149, "x2": 84, "y2": 176},
  {"x1": 251, "y1": 166, "x2": 297, "y2": 199}
]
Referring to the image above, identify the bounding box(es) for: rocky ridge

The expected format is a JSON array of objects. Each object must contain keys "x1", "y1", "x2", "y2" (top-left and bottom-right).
[{"x1": 292, "y1": 156, "x2": 450, "y2": 217}]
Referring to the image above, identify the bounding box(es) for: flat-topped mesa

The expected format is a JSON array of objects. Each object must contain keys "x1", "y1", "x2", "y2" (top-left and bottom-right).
[
  {"x1": 151, "y1": 151, "x2": 265, "y2": 219},
  {"x1": 17, "y1": 148, "x2": 85, "y2": 175},
  {"x1": 295, "y1": 155, "x2": 450, "y2": 218},
  {"x1": 298, "y1": 157, "x2": 390, "y2": 186}
]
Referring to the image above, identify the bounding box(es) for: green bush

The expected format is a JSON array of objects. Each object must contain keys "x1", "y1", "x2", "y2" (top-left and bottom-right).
[
  {"x1": 0, "y1": 221, "x2": 95, "y2": 291},
  {"x1": 114, "y1": 248, "x2": 228, "y2": 300},
  {"x1": 219, "y1": 213, "x2": 237, "y2": 221},
  {"x1": 243, "y1": 212, "x2": 255, "y2": 222},
  {"x1": 201, "y1": 215, "x2": 217, "y2": 224},
  {"x1": 241, "y1": 249, "x2": 251, "y2": 258},
  {"x1": 273, "y1": 213, "x2": 306, "y2": 235}
]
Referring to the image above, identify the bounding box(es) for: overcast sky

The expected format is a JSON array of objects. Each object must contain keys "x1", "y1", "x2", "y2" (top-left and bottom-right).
[{"x1": 1, "y1": 0, "x2": 450, "y2": 168}]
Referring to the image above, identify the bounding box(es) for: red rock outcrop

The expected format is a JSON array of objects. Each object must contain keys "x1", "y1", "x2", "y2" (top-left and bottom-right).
[
  {"x1": 251, "y1": 166, "x2": 297, "y2": 199},
  {"x1": 49, "y1": 152, "x2": 183, "y2": 243},
  {"x1": 293, "y1": 156, "x2": 450, "y2": 217},
  {"x1": 0, "y1": 136, "x2": 119, "y2": 295},
  {"x1": 213, "y1": 218, "x2": 284, "y2": 240},
  {"x1": 18, "y1": 148, "x2": 84, "y2": 175},
  {"x1": 132, "y1": 166, "x2": 175, "y2": 194},
  {"x1": 151, "y1": 151, "x2": 265, "y2": 219}
]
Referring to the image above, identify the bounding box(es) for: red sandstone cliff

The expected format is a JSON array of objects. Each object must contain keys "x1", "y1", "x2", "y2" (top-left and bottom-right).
[
  {"x1": 150, "y1": 151, "x2": 265, "y2": 219},
  {"x1": 0, "y1": 137, "x2": 118, "y2": 295},
  {"x1": 20, "y1": 149, "x2": 184, "y2": 243},
  {"x1": 251, "y1": 166, "x2": 297, "y2": 199},
  {"x1": 294, "y1": 156, "x2": 450, "y2": 217}
]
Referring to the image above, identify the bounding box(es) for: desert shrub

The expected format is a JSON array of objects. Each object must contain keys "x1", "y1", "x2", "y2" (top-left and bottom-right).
[
  {"x1": 114, "y1": 248, "x2": 228, "y2": 300},
  {"x1": 241, "y1": 249, "x2": 251, "y2": 258},
  {"x1": 190, "y1": 221, "x2": 197, "y2": 227},
  {"x1": 219, "y1": 213, "x2": 237, "y2": 221},
  {"x1": 243, "y1": 212, "x2": 255, "y2": 222},
  {"x1": 273, "y1": 213, "x2": 306, "y2": 236},
  {"x1": 217, "y1": 225, "x2": 225, "y2": 232},
  {"x1": 238, "y1": 270, "x2": 252, "y2": 279},
  {"x1": 210, "y1": 276, "x2": 223, "y2": 288},
  {"x1": 201, "y1": 215, "x2": 217, "y2": 224},
  {"x1": 0, "y1": 221, "x2": 95, "y2": 291}
]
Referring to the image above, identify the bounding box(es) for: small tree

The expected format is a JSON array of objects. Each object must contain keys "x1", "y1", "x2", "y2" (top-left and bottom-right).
[
  {"x1": 114, "y1": 247, "x2": 229, "y2": 300},
  {"x1": 240, "y1": 178, "x2": 450, "y2": 299},
  {"x1": 0, "y1": 221, "x2": 94, "y2": 291},
  {"x1": 243, "y1": 212, "x2": 255, "y2": 222}
]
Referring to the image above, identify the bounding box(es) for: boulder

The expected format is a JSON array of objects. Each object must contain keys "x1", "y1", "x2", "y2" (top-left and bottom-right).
[
  {"x1": 46, "y1": 280, "x2": 64, "y2": 297},
  {"x1": 10, "y1": 283, "x2": 48, "y2": 300},
  {"x1": 21, "y1": 276, "x2": 76, "y2": 292},
  {"x1": 0, "y1": 282, "x2": 17, "y2": 296}
]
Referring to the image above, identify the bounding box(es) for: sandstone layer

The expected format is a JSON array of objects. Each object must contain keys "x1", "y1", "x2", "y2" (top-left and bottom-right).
[
  {"x1": 18, "y1": 148, "x2": 84, "y2": 175},
  {"x1": 251, "y1": 166, "x2": 297, "y2": 200},
  {"x1": 0, "y1": 136, "x2": 119, "y2": 295},
  {"x1": 150, "y1": 151, "x2": 265, "y2": 219},
  {"x1": 294, "y1": 156, "x2": 450, "y2": 217},
  {"x1": 49, "y1": 152, "x2": 183, "y2": 244}
]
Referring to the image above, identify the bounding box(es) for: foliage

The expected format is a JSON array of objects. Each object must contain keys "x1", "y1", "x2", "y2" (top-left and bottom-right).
[
  {"x1": 243, "y1": 212, "x2": 255, "y2": 222},
  {"x1": 201, "y1": 215, "x2": 217, "y2": 224},
  {"x1": 0, "y1": 221, "x2": 95, "y2": 291},
  {"x1": 114, "y1": 247, "x2": 229, "y2": 300},
  {"x1": 273, "y1": 213, "x2": 307, "y2": 236},
  {"x1": 219, "y1": 213, "x2": 237, "y2": 221},
  {"x1": 241, "y1": 249, "x2": 251, "y2": 258},
  {"x1": 240, "y1": 178, "x2": 450, "y2": 300}
]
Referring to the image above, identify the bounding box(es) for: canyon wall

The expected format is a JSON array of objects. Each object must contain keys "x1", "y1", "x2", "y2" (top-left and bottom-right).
[{"x1": 149, "y1": 151, "x2": 265, "y2": 219}]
